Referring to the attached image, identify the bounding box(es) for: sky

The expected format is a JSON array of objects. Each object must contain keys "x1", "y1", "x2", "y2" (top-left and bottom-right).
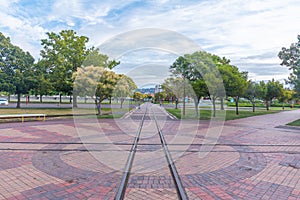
[{"x1": 1, "y1": 0, "x2": 300, "y2": 87}]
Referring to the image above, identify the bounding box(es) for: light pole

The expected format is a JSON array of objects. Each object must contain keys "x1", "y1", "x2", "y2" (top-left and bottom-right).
[
  {"x1": 183, "y1": 75, "x2": 186, "y2": 116},
  {"x1": 158, "y1": 84, "x2": 162, "y2": 106}
]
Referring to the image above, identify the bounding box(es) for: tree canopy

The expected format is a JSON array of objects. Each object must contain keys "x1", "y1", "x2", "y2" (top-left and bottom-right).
[
  {"x1": 218, "y1": 64, "x2": 248, "y2": 115},
  {"x1": 162, "y1": 77, "x2": 184, "y2": 109},
  {"x1": 278, "y1": 35, "x2": 300, "y2": 97},
  {"x1": 0, "y1": 32, "x2": 35, "y2": 108},
  {"x1": 40, "y1": 30, "x2": 89, "y2": 106},
  {"x1": 113, "y1": 74, "x2": 137, "y2": 108},
  {"x1": 82, "y1": 47, "x2": 120, "y2": 69}
]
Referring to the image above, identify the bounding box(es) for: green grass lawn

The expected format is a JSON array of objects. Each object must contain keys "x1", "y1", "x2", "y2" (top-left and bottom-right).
[
  {"x1": 0, "y1": 107, "x2": 130, "y2": 122},
  {"x1": 287, "y1": 119, "x2": 300, "y2": 126},
  {"x1": 166, "y1": 108, "x2": 281, "y2": 121}
]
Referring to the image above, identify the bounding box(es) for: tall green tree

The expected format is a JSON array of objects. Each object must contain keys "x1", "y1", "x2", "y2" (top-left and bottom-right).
[
  {"x1": 40, "y1": 30, "x2": 89, "y2": 107},
  {"x1": 278, "y1": 35, "x2": 300, "y2": 97},
  {"x1": 190, "y1": 79, "x2": 208, "y2": 117},
  {"x1": 0, "y1": 32, "x2": 35, "y2": 108},
  {"x1": 245, "y1": 81, "x2": 258, "y2": 112},
  {"x1": 257, "y1": 79, "x2": 284, "y2": 110},
  {"x1": 33, "y1": 59, "x2": 53, "y2": 102},
  {"x1": 219, "y1": 64, "x2": 248, "y2": 115},
  {"x1": 170, "y1": 52, "x2": 214, "y2": 117},
  {"x1": 266, "y1": 79, "x2": 284, "y2": 110},
  {"x1": 82, "y1": 47, "x2": 120, "y2": 69}
]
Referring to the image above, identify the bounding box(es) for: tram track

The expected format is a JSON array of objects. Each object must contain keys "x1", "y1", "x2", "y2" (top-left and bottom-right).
[
  {"x1": 115, "y1": 103, "x2": 188, "y2": 200},
  {"x1": 2, "y1": 141, "x2": 300, "y2": 147},
  {"x1": 2, "y1": 142, "x2": 300, "y2": 154}
]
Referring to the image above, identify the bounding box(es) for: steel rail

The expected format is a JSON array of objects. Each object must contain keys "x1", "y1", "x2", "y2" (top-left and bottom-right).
[
  {"x1": 1, "y1": 141, "x2": 300, "y2": 147},
  {"x1": 152, "y1": 108, "x2": 188, "y2": 200},
  {"x1": 115, "y1": 105, "x2": 148, "y2": 200}
]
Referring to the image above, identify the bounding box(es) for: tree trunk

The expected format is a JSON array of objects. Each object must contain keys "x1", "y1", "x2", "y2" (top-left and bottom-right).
[
  {"x1": 251, "y1": 100, "x2": 255, "y2": 112},
  {"x1": 120, "y1": 98, "x2": 124, "y2": 108},
  {"x1": 95, "y1": 99, "x2": 102, "y2": 115},
  {"x1": 193, "y1": 97, "x2": 199, "y2": 118},
  {"x1": 8, "y1": 93, "x2": 10, "y2": 102},
  {"x1": 175, "y1": 99, "x2": 178, "y2": 109},
  {"x1": 72, "y1": 93, "x2": 77, "y2": 108},
  {"x1": 282, "y1": 102, "x2": 285, "y2": 110},
  {"x1": 235, "y1": 96, "x2": 239, "y2": 115},
  {"x1": 17, "y1": 93, "x2": 21, "y2": 108},
  {"x1": 109, "y1": 97, "x2": 112, "y2": 104},
  {"x1": 40, "y1": 94, "x2": 43, "y2": 103},
  {"x1": 59, "y1": 94, "x2": 62, "y2": 104},
  {"x1": 220, "y1": 97, "x2": 224, "y2": 110},
  {"x1": 212, "y1": 97, "x2": 216, "y2": 118},
  {"x1": 266, "y1": 101, "x2": 269, "y2": 110}
]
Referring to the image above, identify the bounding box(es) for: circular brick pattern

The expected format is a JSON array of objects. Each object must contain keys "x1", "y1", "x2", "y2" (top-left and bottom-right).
[
  {"x1": 183, "y1": 142, "x2": 267, "y2": 187},
  {"x1": 32, "y1": 138, "x2": 266, "y2": 191}
]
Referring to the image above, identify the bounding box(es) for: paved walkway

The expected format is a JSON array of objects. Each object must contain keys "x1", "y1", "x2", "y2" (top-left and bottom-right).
[{"x1": 0, "y1": 105, "x2": 299, "y2": 199}]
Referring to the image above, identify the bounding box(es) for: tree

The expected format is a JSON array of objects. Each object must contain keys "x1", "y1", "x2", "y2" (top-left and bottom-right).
[
  {"x1": 170, "y1": 52, "x2": 213, "y2": 117},
  {"x1": 258, "y1": 79, "x2": 284, "y2": 110},
  {"x1": 40, "y1": 30, "x2": 89, "y2": 107},
  {"x1": 212, "y1": 55, "x2": 231, "y2": 110},
  {"x1": 203, "y1": 68, "x2": 225, "y2": 117},
  {"x1": 245, "y1": 81, "x2": 258, "y2": 112},
  {"x1": 279, "y1": 88, "x2": 295, "y2": 109},
  {"x1": 154, "y1": 91, "x2": 167, "y2": 105},
  {"x1": 219, "y1": 64, "x2": 248, "y2": 115},
  {"x1": 278, "y1": 35, "x2": 300, "y2": 97},
  {"x1": 162, "y1": 77, "x2": 184, "y2": 109},
  {"x1": 113, "y1": 75, "x2": 137, "y2": 108},
  {"x1": 33, "y1": 59, "x2": 53, "y2": 102},
  {"x1": 190, "y1": 79, "x2": 208, "y2": 117},
  {"x1": 133, "y1": 92, "x2": 145, "y2": 101},
  {"x1": 74, "y1": 66, "x2": 120, "y2": 115},
  {"x1": 82, "y1": 47, "x2": 120, "y2": 69},
  {"x1": 266, "y1": 79, "x2": 284, "y2": 110},
  {"x1": 0, "y1": 32, "x2": 35, "y2": 108}
]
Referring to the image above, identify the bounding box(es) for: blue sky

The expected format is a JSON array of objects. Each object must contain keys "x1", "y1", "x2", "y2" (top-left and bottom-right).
[{"x1": 1, "y1": 0, "x2": 300, "y2": 86}]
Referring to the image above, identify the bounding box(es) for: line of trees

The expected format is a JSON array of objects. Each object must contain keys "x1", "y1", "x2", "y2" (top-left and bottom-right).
[
  {"x1": 1, "y1": 29, "x2": 300, "y2": 115},
  {"x1": 162, "y1": 51, "x2": 295, "y2": 117},
  {"x1": 0, "y1": 30, "x2": 137, "y2": 113}
]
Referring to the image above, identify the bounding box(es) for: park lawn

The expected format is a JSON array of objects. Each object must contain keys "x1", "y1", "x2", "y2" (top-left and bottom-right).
[
  {"x1": 287, "y1": 119, "x2": 300, "y2": 126},
  {"x1": 0, "y1": 107, "x2": 129, "y2": 122},
  {"x1": 166, "y1": 108, "x2": 281, "y2": 121},
  {"x1": 0, "y1": 108, "x2": 97, "y2": 115}
]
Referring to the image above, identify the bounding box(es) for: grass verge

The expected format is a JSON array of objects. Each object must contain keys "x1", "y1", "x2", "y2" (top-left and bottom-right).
[
  {"x1": 287, "y1": 119, "x2": 300, "y2": 126},
  {"x1": 0, "y1": 107, "x2": 129, "y2": 123},
  {"x1": 166, "y1": 108, "x2": 281, "y2": 121}
]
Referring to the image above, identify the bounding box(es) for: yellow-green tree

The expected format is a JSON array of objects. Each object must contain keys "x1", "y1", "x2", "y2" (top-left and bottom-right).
[
  {"x1": 74, "y1": 66, "x2": 120, "y2": 115},
  {"x1": 113, "y1": 75, "x2": 137, "y2": 108}
]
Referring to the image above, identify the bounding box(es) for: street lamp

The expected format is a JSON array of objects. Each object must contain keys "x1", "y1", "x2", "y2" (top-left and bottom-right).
[{"x1": 183, "y1": 74, "x2": 186, "y2": 116}]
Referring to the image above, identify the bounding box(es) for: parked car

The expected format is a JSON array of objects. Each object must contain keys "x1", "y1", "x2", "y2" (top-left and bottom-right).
[{"x1": 0, "y1": 98, "x2": 8, "y2": 106}]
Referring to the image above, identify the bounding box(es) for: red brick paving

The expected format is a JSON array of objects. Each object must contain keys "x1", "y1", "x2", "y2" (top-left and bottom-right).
[{"x1": 0, "y1": 106, "x2": 300, "y2": 199}]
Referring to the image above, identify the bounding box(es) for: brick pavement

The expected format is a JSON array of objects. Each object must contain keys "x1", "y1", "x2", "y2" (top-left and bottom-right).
[{"x1": 0, "y1": 106, "x2": 299, "y2": 199}]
